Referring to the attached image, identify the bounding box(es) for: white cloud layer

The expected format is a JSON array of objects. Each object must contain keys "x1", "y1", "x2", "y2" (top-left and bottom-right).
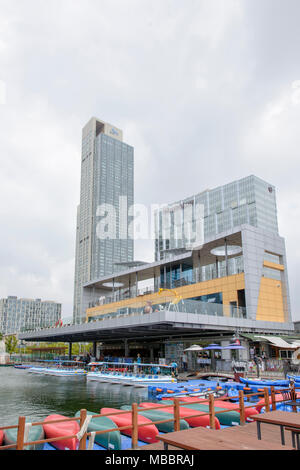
[{"x1": 0, "y1": 0, "x2": 300, "y2": 320}]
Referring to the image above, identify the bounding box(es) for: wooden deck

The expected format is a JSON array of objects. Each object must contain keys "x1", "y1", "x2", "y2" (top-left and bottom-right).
[{"x1": 138, "y1": 422, "x2": 296, "y2": 450}]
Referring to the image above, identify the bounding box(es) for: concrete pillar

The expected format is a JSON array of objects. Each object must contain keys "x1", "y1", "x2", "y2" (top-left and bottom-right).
[
  {"x1": 124, "y1": 339, "x2": 129, "y2": 357},
  {"x1": 68, "y1": 343, "x2": 72, "y2": 360},
  {"x1": 93, "y1": 342, "x2": 97, "y2": 358},
  {"x1": 150, "y1": 347, "x2": 154, "y2": 363}
]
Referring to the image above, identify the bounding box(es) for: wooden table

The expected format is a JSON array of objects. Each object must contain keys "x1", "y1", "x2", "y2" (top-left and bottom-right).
[
  {"x1": 157, "y1": 426, "x2": 293, "y2": 451},
  {"x1": 250, "y1": 410, "x2": 300, "y2": 446}
]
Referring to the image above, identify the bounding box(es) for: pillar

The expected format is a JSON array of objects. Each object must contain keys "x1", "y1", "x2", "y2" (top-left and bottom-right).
[
  {"x1": 93, "y1": 342, "x2": 97, "y2": 358},
  {"x1": 225, "y1": 238, "x2": 229, "y2": 276},
  {"x1": 124, "y1": 339, "x2": 129, "y2": 357},
  {"x1": 68, "y1": 343, "x2": 72, "y2": 360}
]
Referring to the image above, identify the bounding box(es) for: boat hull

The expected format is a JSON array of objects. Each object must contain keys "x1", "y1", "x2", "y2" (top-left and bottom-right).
[
  {"x1": 101, "y1": 408, "x2": 159, "y2": 443},
  {"x1": 139, "y1": 402, "x2": 220, "y2": 429},
  {"x1": 179, "y1": 397, "x2": 258, "y2": 421},
  {"x1": 75, "y1": 411, "x2": 122, "y2": 450},
  {"x1": 177, "y1": 399, "x2": 240, "y2": 426},
  {"x1": 239, "y1": 377, "x2": 288, "y2": 387},
  {"x1": 43, "y1": 414, "x2": 80, "y2": 450},
  {"x1": 4, "y1": 425, "x2": 44, "y2": 450},
  {"x1": 120, "y1": 406, "x2": 189, "y2": 432}
]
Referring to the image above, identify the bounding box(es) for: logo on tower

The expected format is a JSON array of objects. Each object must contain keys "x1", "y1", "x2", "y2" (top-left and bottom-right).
[{"x1": 110, "y1": 128, "x2": 119, "y2": 137}]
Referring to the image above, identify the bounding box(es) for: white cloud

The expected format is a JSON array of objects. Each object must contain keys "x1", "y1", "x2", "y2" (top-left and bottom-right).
[{"x1": 0, "y1": 0, "x2": 300, "y2": 321}]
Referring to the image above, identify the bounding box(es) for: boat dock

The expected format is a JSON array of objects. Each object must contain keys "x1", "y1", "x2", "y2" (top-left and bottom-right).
[{"x1": 1, "y1": 385, "x2": 299, "y2": 451}]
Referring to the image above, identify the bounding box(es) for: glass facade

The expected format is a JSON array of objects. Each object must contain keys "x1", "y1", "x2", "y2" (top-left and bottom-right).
[
  {"x1": 91, "y1": 133, "x2": 134, "y2": 279},
  {"x1": 73, "y1": 119, "x2": 134, "y2": 323},
  {"x1": 155, "y1": 175, "x2": 279, "y2": 261},
  {"x1": 0, "y1": 297, "x2": 61, "y2": 335}
]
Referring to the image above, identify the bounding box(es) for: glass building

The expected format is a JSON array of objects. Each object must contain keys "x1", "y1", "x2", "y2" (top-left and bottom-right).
[
  {"x1": 0, "y1": 296, "x2": 61, "y2": 335},
  {"x1": 155, "y1": 175, "x2": 278, "y2": 261},
  {"x1": 73, "y1": 118, "x2": 134, "y2": 323}
]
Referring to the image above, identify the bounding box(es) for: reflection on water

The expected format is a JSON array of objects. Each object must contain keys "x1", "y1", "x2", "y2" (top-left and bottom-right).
[{"x1": 0, "y1": 368, "x2": 149, "y2": 426}]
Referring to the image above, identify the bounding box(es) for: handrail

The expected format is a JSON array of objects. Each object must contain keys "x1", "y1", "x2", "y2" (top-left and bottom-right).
[{"x1": 1, "y1": 385, "x2": 299, "y2": 450}]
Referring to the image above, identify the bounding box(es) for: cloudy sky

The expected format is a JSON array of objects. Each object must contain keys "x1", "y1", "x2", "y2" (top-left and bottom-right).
[{"x1": 0, "y1": 0, "x2": 300, "y2": 321}]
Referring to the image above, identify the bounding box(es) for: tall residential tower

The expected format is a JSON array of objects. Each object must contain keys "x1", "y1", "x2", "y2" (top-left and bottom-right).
[{"x1": 73, "y1": 118, "x2": 134, "y2": 323}]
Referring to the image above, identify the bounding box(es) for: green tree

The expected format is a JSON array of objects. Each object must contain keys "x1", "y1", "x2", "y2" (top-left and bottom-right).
[{"x1": 5, "y1": 335, "x2": 18, "y2": 354}]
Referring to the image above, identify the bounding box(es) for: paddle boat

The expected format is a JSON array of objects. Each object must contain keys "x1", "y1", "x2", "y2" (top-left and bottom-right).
[
  {"x1": 101, "y1": 408, "x2": 159, "y2": 443},
  {"x1": 43, "y1": 414, "x2": 80, "y2": 450},
  {"x1": 139, "y1": 401, "x2": 221, "y2": 429},
  {"x1": 87, "y1": 361, "x2": 177, "y2": 387},
  {"x1": 170, "y1": 397, "x2": 241, "y2": 426},
  {"x1": 74, "y1": 410, "x2": 122, "y2": 450},
  {"x1": 120, "y1": 405, "x2": 190, "y2": 433},
  {"x1": 239, "y1": 376, "x2": 289, "y2": 387},
  {"x1": 4, "y1": 424, "x2": 44, "y2": 450}
]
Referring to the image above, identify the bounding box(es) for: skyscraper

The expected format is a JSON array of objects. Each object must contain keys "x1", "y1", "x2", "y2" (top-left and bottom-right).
[{"x1": 73, "y1": 118, "x2": 134, "y2": 323}]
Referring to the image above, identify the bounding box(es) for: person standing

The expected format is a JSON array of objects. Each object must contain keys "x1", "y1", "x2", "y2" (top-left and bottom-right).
[
  {"x1": 283, "y1": 359, "x2": 290, "y2": 379},
  {"x1": 253, "y1": 355, "x2": 261, "y2": 378},
  {"x1": 182, "y1": 353, "x2": 188, "y2": 372}
]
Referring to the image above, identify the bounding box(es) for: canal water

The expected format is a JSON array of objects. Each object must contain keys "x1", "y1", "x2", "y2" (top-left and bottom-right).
[{"x1": 0, "y1": 367, "x2": 150, "y2": 427}]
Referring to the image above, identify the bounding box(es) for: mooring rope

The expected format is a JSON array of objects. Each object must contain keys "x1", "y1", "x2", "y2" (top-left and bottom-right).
[
  {"x1": 23, "y1": 423, "x2": 32, "y2": 450},
  {"x1": 76, "y1": 415, "x2": 93, "y2": 441},
  {"x1": 87, "y1": 431, "x2": 96, "y2": 450}
]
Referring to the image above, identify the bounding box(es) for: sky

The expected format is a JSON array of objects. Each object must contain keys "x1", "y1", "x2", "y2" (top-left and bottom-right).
[{"x1": 0, "y1": 0, "x2": 300, "y2": 321}]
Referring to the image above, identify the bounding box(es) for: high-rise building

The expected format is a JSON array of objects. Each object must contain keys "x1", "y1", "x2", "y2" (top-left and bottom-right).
[
  {"x1": 0, "y1": 296, "x2": 61, "y2": 335},
  {"x1": 155, "y1": 175, "x2": 279, "y2": 261},
  {"x1": 73, "y1": 118, "x2": 134, "y2": 323}
]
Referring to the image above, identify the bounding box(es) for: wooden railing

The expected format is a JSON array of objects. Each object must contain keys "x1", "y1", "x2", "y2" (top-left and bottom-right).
[{"x1": 0, "y1": 386, "x2": 299, "y2": 450}]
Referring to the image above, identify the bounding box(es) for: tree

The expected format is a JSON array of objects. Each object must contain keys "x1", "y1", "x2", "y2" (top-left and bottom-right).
[{"x1": 5, "y1": 335, "x2": 18, "y2": 354}]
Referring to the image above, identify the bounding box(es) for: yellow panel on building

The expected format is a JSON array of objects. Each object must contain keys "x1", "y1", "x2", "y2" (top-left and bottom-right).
[
  {"x1": 86, "y1": 273, "x2": 245, "y2": 321},
  {"x1": 256, "y1": 277, "x2": 285, "y2": 322}
]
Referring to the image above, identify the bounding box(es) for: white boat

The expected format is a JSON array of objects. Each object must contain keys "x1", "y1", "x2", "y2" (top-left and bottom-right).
[
  {"x1": 28, "y1": 360, "x2": 86, "y2": 377},
  {"x1": 86, "y1": 361, "x2": 177, "y2": 387}
]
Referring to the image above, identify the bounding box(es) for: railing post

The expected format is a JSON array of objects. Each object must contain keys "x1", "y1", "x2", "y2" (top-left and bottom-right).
[
  {"x1": 239, "y1": 390, "x2": 246, "y2": 425},
  {"x1": 264, "y1": 387, "x2": 270, "y2": 412},
  {"x1": 174, "y1": 398, "x2": 180, "y2": 432},
  {"x1": 270, "y1": 386, "x2": 276, "y2": 411},
  {"x1": 132, "y1": 403, "x2": 138, "y2": 450},
  {"x1": 209, "y1": 393, "x2": 216, "y2": 430},
  {"x1": 16, "y1": 416, "x2": 26, "y2": 450},
  {"x1": 79, "y1": 409, "x2": 87, "y2": 450}
]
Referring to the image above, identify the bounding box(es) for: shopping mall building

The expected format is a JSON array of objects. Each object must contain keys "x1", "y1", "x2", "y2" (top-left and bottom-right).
[{"x1": 73, "y1": 176, "x2": 295, "y2": 365}]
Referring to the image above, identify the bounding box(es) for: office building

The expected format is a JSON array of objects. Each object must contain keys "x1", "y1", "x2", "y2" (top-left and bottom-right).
[
  {"x1": 155, "y1": 175, "x2": 279, "y2": 261},
  {"x1": 0, "y1": 296, "x2": 61, "y2": 335},
  {"x1": 73, "y1": 118, "x2": 134, "y2": 323}
]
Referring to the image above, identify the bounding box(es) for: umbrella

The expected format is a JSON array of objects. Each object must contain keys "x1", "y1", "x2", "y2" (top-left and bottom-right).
[
  {"x1": 223, "y1": 343, "x2": 245, "y2": 350},
  {"x1": 203, "y1": 343, "x2": 224, "y2": 350},
  {"x1": 184, "y1": 345, "x2": 203, "y2": 352}
]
